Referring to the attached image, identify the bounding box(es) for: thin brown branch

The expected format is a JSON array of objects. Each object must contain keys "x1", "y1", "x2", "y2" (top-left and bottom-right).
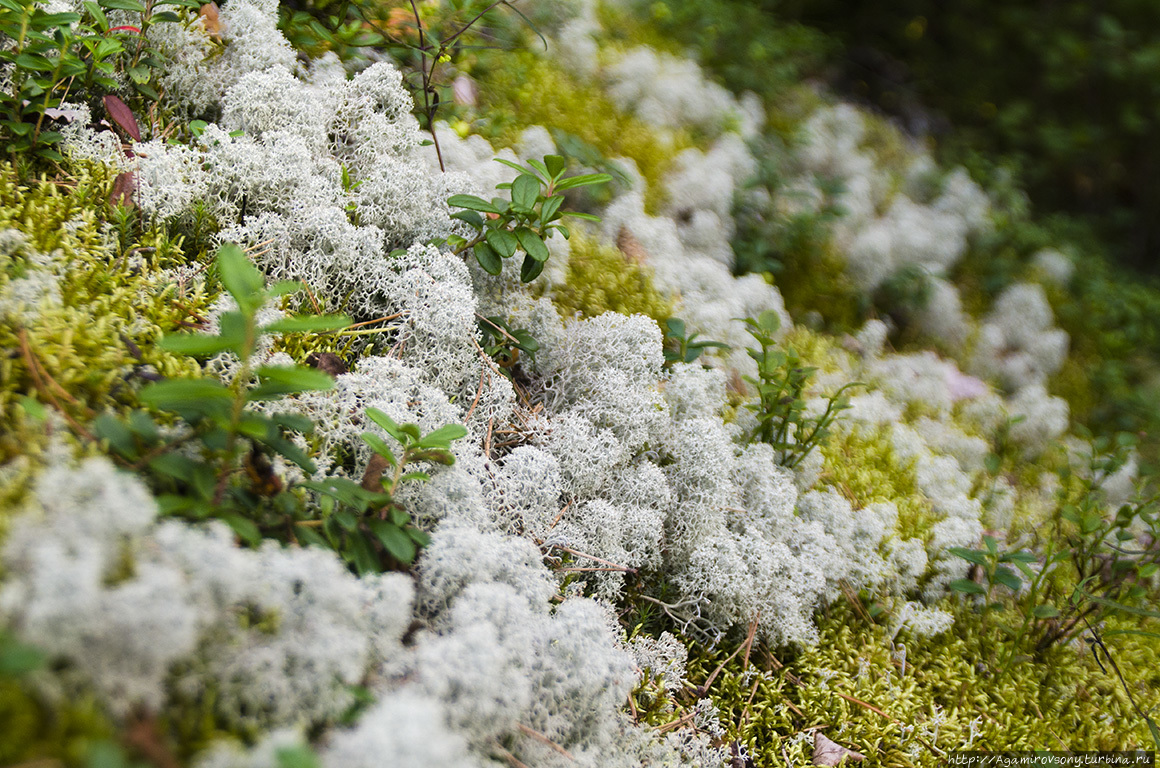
[
  {"x1": 546, "y1": 499, "x2": 572, "y2": 531},
  {"x1": 492, "y1": 744, "x2": 531, "y2": 768},
  {"x1": 698, "y1": 615, "x2": 760, "y2": 695},
  {"x1": 464, "y1": 365, "x2": 488, "y2": 423},
  {"x1": 545, "y1": 544, "x2": 635, "y2": 572},
  {"x1": 516, "y1": 723, "x2": 574, "y2": 760}
]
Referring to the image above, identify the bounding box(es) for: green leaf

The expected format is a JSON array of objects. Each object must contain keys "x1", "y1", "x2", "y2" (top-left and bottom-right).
[
  {"x1": 269, "y1": 412, "x2": 313, "y2": 434},
  {"x1": 347, "y1": 534, "x2": 378, "y2": 575},
  {"x1": 265, "y1": 280, "x2": 304, "y2": 298},
  {"x1": 410, "y1": 448, "x2": 455, "y2": 466},
  {"x1": 295, "y1": 525, "x2": 331, "y2": 550},
  {"x1": 98, "y1": 0, "x2": 146, "y2": 11},
  {"x1": 2, "y1": 121, "x2": 32, "y2": 137},
  {"x1": 236, "y1": 413, "x2": 274, "y2": 440},
  {"x1": 365, "y1": 407, "x2": 402, "y2": 439},
  {"x1": 756, "y1": 309, "x2": 781, "y2": 336},
  {"x1": 559, "y1": 211, "x2": 601, "y2": 222},
  {"x1": 418, "y1": 423, "x2": 467, "y2": 448},
  {"x1": 1032, "y1": 605, "x2": 1060, "y2": 619},
  {"x1": 514, "y1": 227, "x2": 549, "y2": 262},
  {"x1": 1012, "y1": 560, "x2": 1037, "y2": 580},
  {"x1": 260, "y1": 433, "x2": 316, "y2": 474},
  {"x1": 262, "y1": 314, "x2": 352, "y2": 334},
  {"x1": 0, "y1": 635, "x2": 45, "y2": 676},
  {"x1": 473, "y1": 241, "x2": 502, "y2": 276},
  {"x1": 14, "y1": 52, "x2": 54, "y2": 71},
  {"x1": 520, "y1": 253, "x2": 545, "y2": 282},
  {"x1": 544, "y1": 154, "x2": 566, "y2": 179},
  {"x1": 524, "y1": 158, "x2": 551, "y2": 180},
  {"x1": 140, "y1": 378, "x2": 232, "y2": 411},
  {"x1": 554, "y1": 172, "x2": 612, "y2": 191},
  {"x1": 492, "y1": 156, "x2": 536, "y2": 178},
  {"x1": 539, "y1": 194, "x2": 565, "y2": 226},
  {"x1": 450, "y1": 209, "x2": 484, "y2": 230},
  {"x1": 161, "y1": 332, "x2": 240, "y2": 357},
  {"x1": 447, "y1": 194, "x2": 500, "y2": 214},
  {"x1": 93, "y1": 412, "x2": 136, "y2": 456},
  {"x1": 949, "y1": 579, "x2": 986, "y2": 595},
  {"x1": 249, "y1": 365, "x2": 335, "y2": 400},
  {"x1": 510, "y1": 173, "x2": 540, "y2": 212},
  {"x1": 948, "y1": 547, "x2": 988, "y2": 566},
  {"x1": 368, "y1": 519, "x2": 416, "y2": 563},
  {"x1": 223, "y1": 514, "x2": 261, "y2": 545},
  {"x1": 408, "y1": 527, "x2": 431, "y2": 547},
  {"x1": 147, "y1": 452, "x2": 200, "y2": 483},
  {"x1": 83, "y1": 740, "x2": 129, "y2": 768},
  {"x1": 359, "y1": 432, "x2": 397, "y2": 466},
  {"x1": 993, "y1": 566, "x2": 1021, "y2": 591},
  {"x1": 216, "y1": 243, "x2": 266, "y2": 313},
  {"x1": 484, "y1": 228, "x2": 518, "y2": 258},
  {"x1": 275, "y1": 746, "x2": 321, "y2": 768},
  {"x1": 39, "y1": 11, "x2": 81, "y2": 25}
]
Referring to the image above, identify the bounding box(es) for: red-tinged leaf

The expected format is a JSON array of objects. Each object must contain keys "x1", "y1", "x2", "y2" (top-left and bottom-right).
[
  {"x1": 109, "y1": 24, "x2": 141, "y2": 32},
  {"x1": 103, "y1": 94, "x2": 140, "y2": 142},
  {"x1": 110, "y1": 171, "x2": 135, "y2": 208}
]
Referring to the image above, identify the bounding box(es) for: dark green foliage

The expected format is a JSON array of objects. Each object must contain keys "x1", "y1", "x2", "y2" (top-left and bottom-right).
[
  {"x1": 776, "y1": 0, "x2": 1160, "y2": 275},
  {"x1": 446, "y1": 154, "x2": 609, "y2": 282},
  {"x1": 95, "y1": 244, "x2": 347, "y2": 539},
  {"x1": 301, "y1": 407, "x2": 465, "y2": 571},
  {"x1": 0, "y1": 0, "x2": 199, "y2": 170},
  {"x1": 742, "y1": 310, "x2": 861, "y2": 468},
  {"x1": 477, "y1": 314, "x2": 538, "y2": 377},
  {"x1": 661, "y1": 318, "x2": 729, "y2": 367}
]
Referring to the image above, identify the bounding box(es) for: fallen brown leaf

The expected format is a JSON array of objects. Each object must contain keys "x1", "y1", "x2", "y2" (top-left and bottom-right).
[{"x1": 812, "y1": 732, "x2": 865, "y2": 766}]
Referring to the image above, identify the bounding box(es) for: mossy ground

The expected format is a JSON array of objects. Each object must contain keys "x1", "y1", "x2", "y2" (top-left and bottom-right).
[
  {"x1": 469, "y1": 49, "x2": 694, "y2": 213},
  {"x1": 548, "y1": 229, "x2": 674, "y2": 323},
  {"x1": 665, "y1": 603, "x2": 1160, "y2": 767}
]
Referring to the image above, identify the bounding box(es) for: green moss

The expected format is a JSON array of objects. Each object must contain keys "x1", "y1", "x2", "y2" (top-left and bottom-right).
[
  {"x1": 550, "y1": 231, "x2": 674, "y2": 322},
  {"x1": 818, "y1": 425, "x2": 937, "y2": 543},
  {"x1": 0, "y1": 674, "x2": 116, "y2": 767},
  {"x1": 471, "y1": 50, "x2": 694, "y2": 213},
  {"x1": 0, "y1": 163, "x2": 205, "y2": 453},
  {"x1": 859, "y1": 113, "x2": 918, "y2": 196},
  {"x1": 676, "y1": 604, "x2": 1160, "y2": 767},
  {"x1": 766, "y1": 237, "x2": 866, "y2": 335}
]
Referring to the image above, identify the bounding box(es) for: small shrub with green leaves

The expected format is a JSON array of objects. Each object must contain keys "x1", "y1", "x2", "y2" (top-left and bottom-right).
[
  {"x1": 477, "y1": 314, "x2": 538, "y2": 376},
  {"x1": 662, "y1": 317, "x2": 729, "y2": 367},
  {"x1": 742, "y1": 309, "x2": 861, "y2": 469},
  {"x1": 0, "y1": 0, "x2": 197, "y2": 169},
  {"x1": 302, "y1": 406, "x2": 465, "y2": 572},
  {"x1": 95, "y1": 243, "x2": 349, "y2": 542},
  {"x1": 98, "y1": 243, "x2": 467, "y2": 573},
  {"x1": 446, "y1": 153, "x2": 610, "y2": 282}
]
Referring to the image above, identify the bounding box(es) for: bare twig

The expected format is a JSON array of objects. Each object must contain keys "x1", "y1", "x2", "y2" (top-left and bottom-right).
[
  {"x1": 546, "y1": 499, "x2": 572, "y2": 531},
  {"x1": 492, "y1": 744, "x2": 531, "y2": 768},
  {"x1": 698, "y1": 615, "x2": 759, "y2": 695},
  {"x1": 545, "y1": 543, "x2": 635, "y2": 572},
  {"x1": 516, "y1": 723, "x2": 574, "y2": 760}
]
